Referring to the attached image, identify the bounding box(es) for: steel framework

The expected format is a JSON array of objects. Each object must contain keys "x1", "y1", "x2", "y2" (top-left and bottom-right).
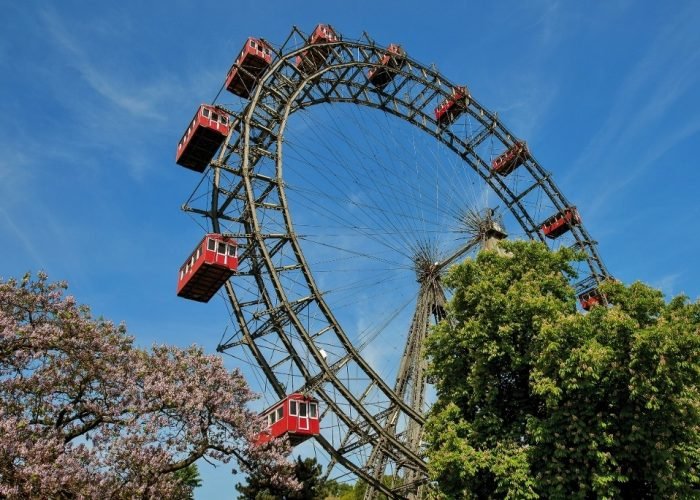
[{"x1": 181, "y1": 27, "x2": 610, "y2": 498}]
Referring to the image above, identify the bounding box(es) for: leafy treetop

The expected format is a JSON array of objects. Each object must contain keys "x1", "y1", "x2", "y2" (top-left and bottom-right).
[{"x1": 424, "y1": 241, "x2": 700, "y2": 499}]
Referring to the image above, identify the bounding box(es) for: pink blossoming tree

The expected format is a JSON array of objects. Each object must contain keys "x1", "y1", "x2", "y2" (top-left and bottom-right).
[{"x1": 0, "y1": 273, "x2": 298, "y2": 498}]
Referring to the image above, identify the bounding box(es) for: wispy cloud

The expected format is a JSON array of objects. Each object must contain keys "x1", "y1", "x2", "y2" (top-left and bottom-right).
[
  {"x1": 482, "y1": 1, "x2": 574, "y2": 142},
  {"x1": 652, "y1": 272, "x2": 681, "y2": 298},
  {"x1": 0, "y1": 145, "x2": 32, "y2": 207},
  {"x1": 529, "y1": 0, "x2": 566, "y2": 48},
  {"x1": 0, "y1": 207, "x2": 45, "y2": 270},
  {"x1": 39, "y1": 8, "x2": 172, "y2": 121},
  {"x1": 34, "y1": 7, "x2": 208, "y2": 181},
  {"x1": 494, "y1": 74, "x2": 559, "y2": 141},
  {"x1": 587, "y1": 115, "x2": 700, "y2": 215},
  {"x1": 565, "y1": 4, "x2": 700, "y2": 201}
]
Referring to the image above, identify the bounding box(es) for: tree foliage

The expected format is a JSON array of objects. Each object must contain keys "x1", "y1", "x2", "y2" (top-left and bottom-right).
[
  {"x1": 323, "y1": 477, "x2": 354, "y2": 499},
  {"x1": 173, "y1": 463, "x2": 202, "y2": 499},
  {"x1": 424, "y1": 241, "x2": 700, "y2": 498},
  {"x1": 236, "y1": 455, "x2": 362, "y2": 499},
  {"x1": 0, "y1": 273, "x2": 297, "y2": 498},
  {"x1": 236, "y1": 455, "x2": 323, "y2": 499}
]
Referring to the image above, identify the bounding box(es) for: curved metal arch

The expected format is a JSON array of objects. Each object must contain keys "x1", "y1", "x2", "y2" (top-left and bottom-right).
[
  {"x1": 236, "y1": 52, "x2": 430, "y2": 481},
  {"x1": 240, "y1": 38, "x2": 608, "y2": 277},
  {"x1": 200, "y1": 29, "x2": 611, "y2": 497}
]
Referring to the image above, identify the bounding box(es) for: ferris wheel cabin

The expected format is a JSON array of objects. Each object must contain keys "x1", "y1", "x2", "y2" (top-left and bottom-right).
[
  {"x1": 177, "y1": 234, "x2": 238, "y2": 303},
  {"x1": 175, "y1": 105, "x2": 230, "y2": 173},
  {"x1": 296, "y1": 24, "x2": 339, "y2": 74},
  {"x1": 492, "y1": 142, "x2": 529, "y2": 176},
  {"x1": 541, "y1": 207, "x2": 581, "y2": 239},
  {"x1": 224, "y1": 37, "x2": 273, "y2": 98},
  {"x1": 579, "y1": 288, "x2": 603, "y2": 311},
  {"x1": 435, "y1": 86, "x2": 469, "y2": 126},
  {"x1": 256, "y1": 394, "x2": 320, "y2": 447},
  {"x1": 367, "y1": 43, "x2": 406, "y2": 88}
]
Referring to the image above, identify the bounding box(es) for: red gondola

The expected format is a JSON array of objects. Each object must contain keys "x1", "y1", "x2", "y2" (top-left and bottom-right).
[
  {"x1": 224, "y1": 37, "x2": 273, "y2": 98},
  {"x1": 177, "y1": 234, "x2": 238, "y2": 303},
  {"x1": 256, "y1": 393, "x2": 320, "y2": 446},
  {"x1": 175, "y1": 105, "x2": 230, "y2": 173},
  {"x1": 367, "y1": 44, "x2": 406, "y2": 88},
  {"x1": 578, "y1": 288, "x2": 603, "y2": 311},
  {"x1": 492, "y1": 142, "x2": 529, "y2": 176},
  {"x1": 434, "y1": 86, "x2": 469, "y2": 126},
  {"x1": 541, "y1": 207, "x2": 581, "y2": 239},
  {"x1": 296, "y1": 24, "x2": 339, "y2": 74}
]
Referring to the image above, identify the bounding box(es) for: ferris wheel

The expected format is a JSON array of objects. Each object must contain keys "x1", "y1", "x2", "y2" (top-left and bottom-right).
[{"x1": 174, "y1": 25, "x2": 610, "y2": 498}]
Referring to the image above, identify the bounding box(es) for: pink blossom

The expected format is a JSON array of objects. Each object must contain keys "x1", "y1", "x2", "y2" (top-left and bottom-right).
[{"x1": 0, "y1": 273, "x2": 297, "y2": 498}]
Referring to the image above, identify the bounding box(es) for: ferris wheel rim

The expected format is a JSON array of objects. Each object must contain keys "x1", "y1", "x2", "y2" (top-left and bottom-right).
[{"x1": 197, "y1": 27, "x2": 611, "y2": 494}]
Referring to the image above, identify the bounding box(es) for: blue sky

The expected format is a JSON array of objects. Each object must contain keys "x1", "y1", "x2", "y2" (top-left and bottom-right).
[{"x1": 2, "y1": 1, "x2": 699, "y2": 497}]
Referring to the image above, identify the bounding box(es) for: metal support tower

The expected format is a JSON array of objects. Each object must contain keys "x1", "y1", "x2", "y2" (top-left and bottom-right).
[{"x1": 363, "y1": 210, "x2": 507, "y2": 499}]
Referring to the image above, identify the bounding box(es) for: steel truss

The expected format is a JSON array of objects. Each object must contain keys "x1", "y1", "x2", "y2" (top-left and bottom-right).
[{"x1": 182, "y1": 27, "x2": 610, "y2": 498}]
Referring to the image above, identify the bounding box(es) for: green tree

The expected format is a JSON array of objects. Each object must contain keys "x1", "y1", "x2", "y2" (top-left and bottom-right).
[
  {"x1": 236, "y1": 455, "x2": 326, "y2": 499},
  {"x1": 424, "y1": 241, "x2": 700, "y2": 499},
  {"x1": 173, "y1": 463, "x2": 202, "y2": 499},
  {"x1": 323, "y1": 478, "x2": 354, "y2": 498},
  {"x1": 328, "y1": 476, "x2": 398, "y2": 500}
]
